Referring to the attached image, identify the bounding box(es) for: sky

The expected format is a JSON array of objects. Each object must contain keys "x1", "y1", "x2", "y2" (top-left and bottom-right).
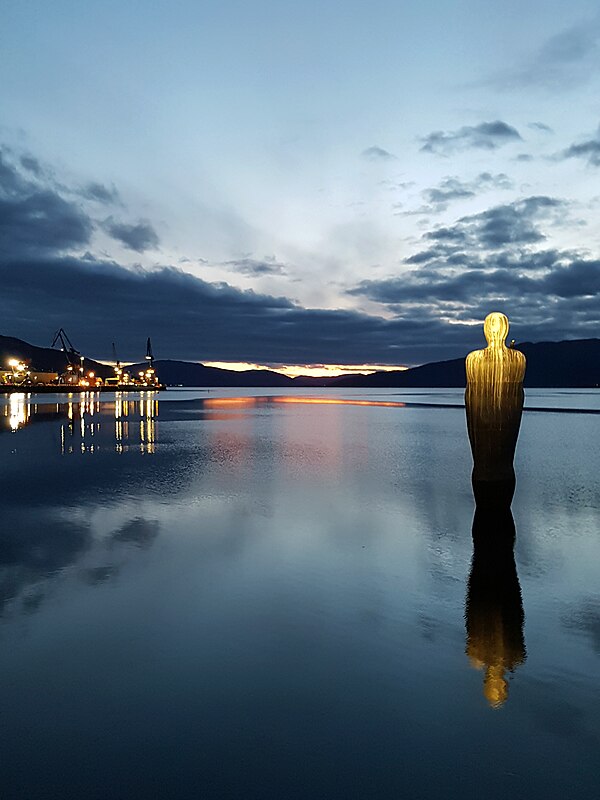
[{"x1": 1, "y1": 0, "x2": 599, "y2": 371}]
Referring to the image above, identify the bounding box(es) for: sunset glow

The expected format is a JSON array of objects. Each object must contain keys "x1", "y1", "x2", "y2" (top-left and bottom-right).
[{"x1": 202, "y1": 362, "x2": 407, "y2": 378}]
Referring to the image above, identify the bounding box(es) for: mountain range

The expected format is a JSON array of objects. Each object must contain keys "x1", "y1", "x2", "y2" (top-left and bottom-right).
[{"x1": 1, "y1": 333, "x2": 598, "y2": 388}]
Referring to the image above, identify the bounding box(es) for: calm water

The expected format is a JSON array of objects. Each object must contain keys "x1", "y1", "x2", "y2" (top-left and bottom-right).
[{"x1": 0, "y1": 389, "x2": 598, "y2": 799}]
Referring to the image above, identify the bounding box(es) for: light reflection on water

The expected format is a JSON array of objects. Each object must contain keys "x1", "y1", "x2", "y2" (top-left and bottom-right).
[
  {"x1": 0, "y1": 390, "x2": 598, "y2": 799},
  {"x1": 2, "y1": 391, "x2": 159, "y2": 454}
]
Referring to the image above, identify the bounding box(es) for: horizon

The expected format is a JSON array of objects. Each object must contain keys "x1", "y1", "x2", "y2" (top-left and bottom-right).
[{"x1": 2, "y1": 327, "x2": 598, "y2": 381}]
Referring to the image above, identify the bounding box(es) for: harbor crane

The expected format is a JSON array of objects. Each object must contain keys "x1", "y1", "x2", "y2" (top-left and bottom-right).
[
  {"x1": 145, "y1": 337, "x2": 154, "y2": 369},
  {"x1": 111, "y1": 342, "x2": 123, "y2": 379},
  {"x1": 51, "y1": 328, "x2": 84, "y2": 376},
  {"x1": 112, "y1": 342, "x2": 121, "y2": 371}
]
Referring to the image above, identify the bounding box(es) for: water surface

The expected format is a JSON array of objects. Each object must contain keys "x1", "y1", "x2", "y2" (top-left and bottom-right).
[{"x1": 0, "y1": 389, "x2": 598, "y2": 799}]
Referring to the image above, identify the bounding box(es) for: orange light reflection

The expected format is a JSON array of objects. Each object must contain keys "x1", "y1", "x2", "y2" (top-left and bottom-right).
[{"x1": 203, "y1": 396, "x2": 405, "y2": 410}]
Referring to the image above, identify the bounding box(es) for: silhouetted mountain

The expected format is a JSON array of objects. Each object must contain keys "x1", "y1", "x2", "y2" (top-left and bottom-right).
[
  {"x1": 334, "y1": 339, "x2": 600, "y2": 388},
  {"x1": 0, "y1": 334, "x2": 113, "y2": 377},
  {"x1": 2, "y1": 334, "x2": 599, "y2": 387}
]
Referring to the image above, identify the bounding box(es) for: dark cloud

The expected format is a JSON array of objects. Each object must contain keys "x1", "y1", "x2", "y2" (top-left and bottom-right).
[
  {"x1": 221, "y1": 256, "x2": 288, "y2": 276},
  {"x1": 487, "y1": 20, "x2": 600, "y2": 90},
  {"x1": 560, "y1": 129, "x2": 600, "y2": 167},
  {"x1": 0, "y1": 149, "x2": 31, "y2": 195},
  {"x1": 424, "y1": 178, "x2": 475, "y2": 206},
  {"x1": 420, "y1": 121, "x2": 522, "y2": 155},
  {"x1": 349, "y1": 190, "x2": 599, "y2": 346},
  {"x1": 349, "y1": 251, "x2": 600, "y2": 342},
  {"x1": 0, "y1": 253, "x2": 430, "y2": 363},
  {"x1": 0, "y1": 151, "x2": 92, "y2": 258},
  {"x1": 421, "y1": 196, "x2": 565, "y2": 250},
  {"x1": 528, "y1": 122, "x2": 554, "y2": 133},
  {"x1": 361, "y1": 145, "x2": 396, "y2": 161},
  {"x1": 103, "y1": 216, "x2": 160, "y2": 252},
  {"x1": 19, "y1": 154, "x2": 43, "y2": 176},
  {"x1": 421, "y1": 173, "x2": 512, "y2": 212},
  {"x1": 82, "y1": 181, "x2": 120, "y2": 204}
]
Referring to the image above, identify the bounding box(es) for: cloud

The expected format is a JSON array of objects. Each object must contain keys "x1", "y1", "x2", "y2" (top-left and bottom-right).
[
  {"x1": 349, "y1": 251, "x2": 600, "y2": 342},
  {"x1": 0, "y1": 254, "x2": 420, "y2": 363},
  {"x1": 1, "y1": 142, "x2": 598, "y2": 367},
  {"x1": 349, "y1": 190, "x2": 599, "y2": 346},
  {"x1": 487, "y1": 19, "x2": 600, "y2": 90},
  {"x1": 560, "y1": 129, "x2": 600, "y2": 166},
  {"x1": 0, "y1": 150, "x2": 92, "y2": 258},
  {"x1": 221, "y1": 256, "x2": 288, "y2": 276},
  {"x1": 528, "y1": 122, "x2": 554, "y2": 133},
  {"x1": 103, "y1": 216, "x2": 160, "y2": 252},
  {"x1": 420, "y1": 121, "x2": 522, "y2": 155},
  {"x1": 81, "y1": 181, "x2": 120, "y2": 204},
  {"x1": 361, "y1": 145, "x2": 397, "y2": 161},
  {"x1": 421, "y1": 173, "x2": 513, "y2": 212},
  {"x1": 417, "y1": 195, "x2": 565, "y2": 252},
  {"x1": 19, "y1": 154, "x2": 43, "y2": 176}
]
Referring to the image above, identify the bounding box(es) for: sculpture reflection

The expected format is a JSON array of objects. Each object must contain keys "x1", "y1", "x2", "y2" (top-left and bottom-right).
[
  {"x1": 465, "y1": 312, "x2": 526, "y2": 502},
  {"x1": 465, "y1": 505, "x2": 526, "y2": 708}
]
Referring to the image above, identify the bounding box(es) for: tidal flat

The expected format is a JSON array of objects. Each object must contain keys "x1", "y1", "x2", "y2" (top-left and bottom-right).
[{"x1": 0, "y1": 389, "x2": 598, "y2": 799}]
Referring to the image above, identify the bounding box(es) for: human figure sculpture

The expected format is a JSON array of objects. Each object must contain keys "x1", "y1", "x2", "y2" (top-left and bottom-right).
[
  {"x1": 465, "y1": 504, "x2": 526, "y2": 708},
  {"x1": 465, "y1": 312, "x2": 526, "y2": 503}
]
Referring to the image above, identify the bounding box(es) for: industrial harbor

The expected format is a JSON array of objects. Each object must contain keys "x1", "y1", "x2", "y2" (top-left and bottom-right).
[{"x1": 0, "y1": 329, "x2": 165, "y2": 393}]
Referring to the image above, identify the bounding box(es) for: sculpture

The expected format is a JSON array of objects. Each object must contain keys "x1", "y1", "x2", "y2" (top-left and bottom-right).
[{"x1": 465, "y1": 312, "x2": 526, "y2": 503}]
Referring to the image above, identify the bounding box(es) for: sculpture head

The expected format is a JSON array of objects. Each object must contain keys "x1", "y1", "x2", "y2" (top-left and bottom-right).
[{"x1": 483, "y1": 312, "x2": 509, "y2": 347}]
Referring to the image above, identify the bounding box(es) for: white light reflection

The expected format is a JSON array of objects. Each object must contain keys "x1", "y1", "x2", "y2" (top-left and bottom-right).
[{"x1": 9, "y1": 393, "x2": 28, "y2": 431}]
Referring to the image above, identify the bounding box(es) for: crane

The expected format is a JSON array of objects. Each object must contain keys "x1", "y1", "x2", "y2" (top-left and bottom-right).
[
  {"x1": 145, "y1": 337, "x2": 154, "y2": 369},
  {"x1": 51, "y1": 328, "x2": 84, "y2": 378},
  {"x1": 111, "y1": 342, "x2": 123, "y2": 379}
]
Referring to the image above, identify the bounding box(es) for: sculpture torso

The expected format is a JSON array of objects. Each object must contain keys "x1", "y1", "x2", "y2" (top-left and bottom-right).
[{"x1": 465, "y1": 313, "x2": 526, "y2": 483}]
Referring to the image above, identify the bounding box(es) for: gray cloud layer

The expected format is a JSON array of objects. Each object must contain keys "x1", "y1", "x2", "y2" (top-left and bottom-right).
[
  {"x1": 220, "y1": 256, "x2": 288, "y2": 276},
  {"x1": 561, "y1": 128, "x2": 600, "y2": 166},
  {"x1": 350, "y1": 194, "x2": 599, "y2": 341},
  {"x1": 420, "y1": 121, "x2": 522, "y2": 154},
  {"x1": 102, "y1": 217, "x2": 160, "y2": 252},
  {"x1": 421, "y1": 173, "x2": 513, "y2": 212}
]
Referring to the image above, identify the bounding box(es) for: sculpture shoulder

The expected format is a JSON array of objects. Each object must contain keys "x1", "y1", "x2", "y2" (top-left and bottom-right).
[
  {"x1": 466, "y1": 348, "x2": 485, "y2": 366},
  {"x1": 465, "y1": 348, "x2": 485, "y2": 382},
  {"x1": 508, "y1": 348, "x2": 526, "y2": 378}
]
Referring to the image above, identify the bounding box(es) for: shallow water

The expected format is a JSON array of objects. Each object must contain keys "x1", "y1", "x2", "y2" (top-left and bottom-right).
[{"x1": 0, "y1": 389, "x2": 598, "y2": 799}]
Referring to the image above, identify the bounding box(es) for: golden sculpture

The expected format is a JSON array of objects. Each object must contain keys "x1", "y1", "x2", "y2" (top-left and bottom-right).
[
  {"x1": 465, "y1": 505, "x2": 526, "y2": 708},
  {"x1": 464, "y1": 312, "x2": 527, "y2": 705},
  {"x1": 465, "y1": 312, "x2": 526, "y2": 500}
]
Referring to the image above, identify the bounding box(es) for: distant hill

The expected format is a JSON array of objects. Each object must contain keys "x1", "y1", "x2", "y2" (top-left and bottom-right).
[
  {"x1": 334, "y1": 339, "x2": 600, "y2": 388},
  {"x1": 0, "y1": 334, "x2": 113, "y2": 378},
  {"x1": 2, "y1": 333, "x2": 599, "y2": 388}
]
